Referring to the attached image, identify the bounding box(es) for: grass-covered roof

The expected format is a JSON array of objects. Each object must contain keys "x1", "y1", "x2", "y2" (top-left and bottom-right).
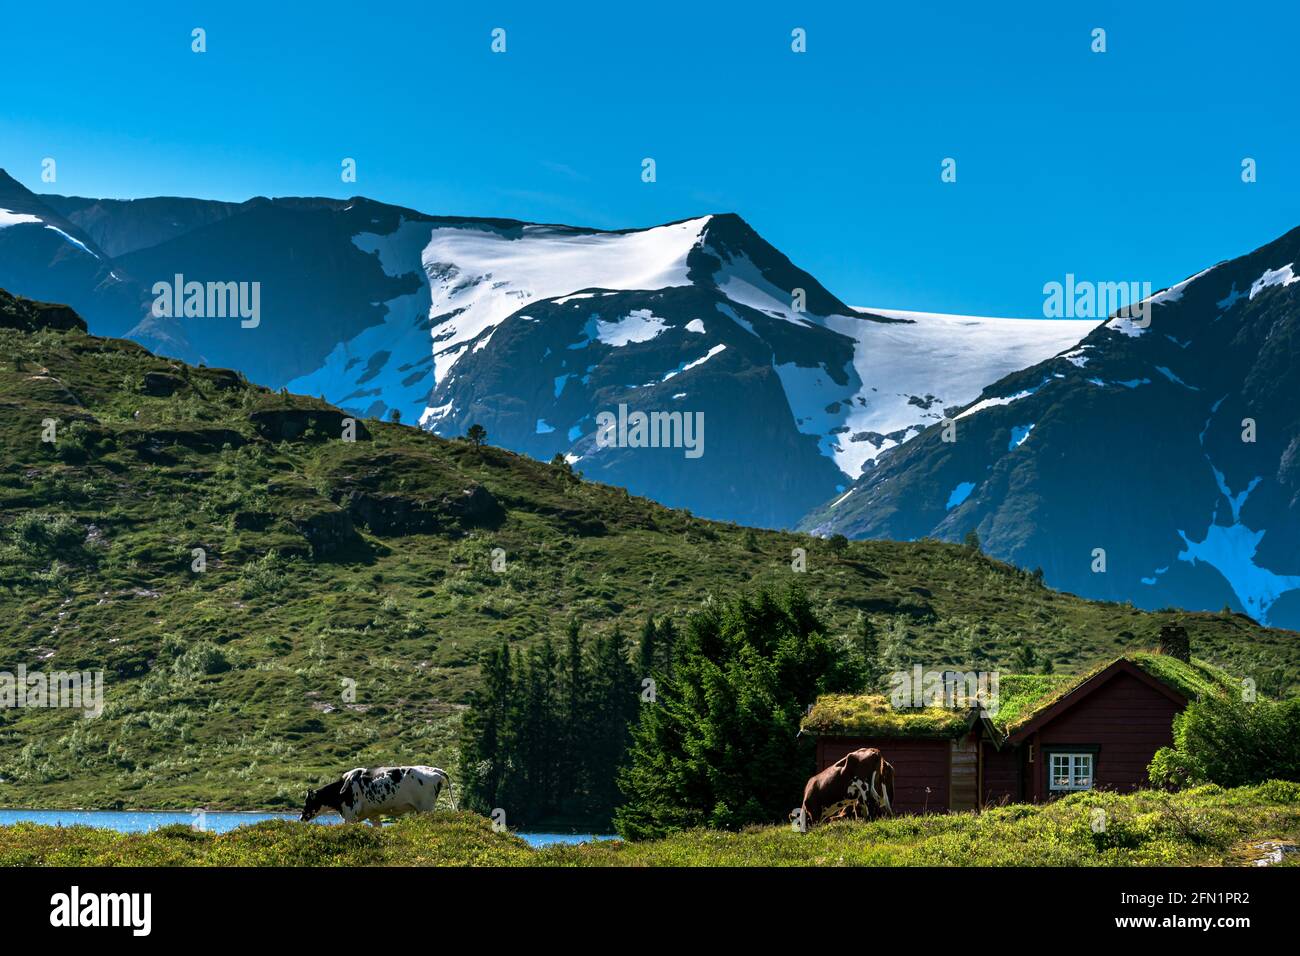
[
  {"x1": 802, "y1": 651, "x2": 1242, "y2": 739},
  {"x1": 803, "y1": 694, "x2": 976, "y2": 739}
]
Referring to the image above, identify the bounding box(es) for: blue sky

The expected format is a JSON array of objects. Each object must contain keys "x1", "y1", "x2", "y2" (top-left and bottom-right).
[{"x1": 2, "y1": 0, "x2": 1297, "y2": 315}]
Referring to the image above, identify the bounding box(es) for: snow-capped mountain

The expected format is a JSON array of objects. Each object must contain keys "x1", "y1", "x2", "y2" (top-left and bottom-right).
[
  {"x1": 382, "y1": 213, "x2": 1094, "y2": 523},
  {"x1": 803, "y1": 225, "x2": 1300, "y2": 630},
  {"x1": 0, "y1": 168, "x2": 1094, "y2": 526}
]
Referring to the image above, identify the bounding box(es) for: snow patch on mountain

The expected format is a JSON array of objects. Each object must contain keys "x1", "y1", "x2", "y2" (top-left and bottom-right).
[
  {"x1": 772, "y1": 358, "x2": 853, "y2": 461},
  {"x1": 946, "y1": 481, "x2": 976, "y2": 510},
  {"x1": 43, "y1": 225, "x2": 99, "y2": 258},
  {"x1": 715, "y1": 252, "x2": 815, "y2": 326},
  {"x1": 1009, "y1": 424, "x2": 1035, "y2": 450},
  {"x1": 288, "y1": 286, "x2": 433, "y2": 423},
  {"x1": 596, "y1": 309, "x2": 669, "y2": 346},
  {"x1": 829, "y1": 488, "x2": 855, "y2": 508},
  {"x1": 1249, "y1": 263, "x2": 1299, "y2": 299},
  {"x1": 715, "y1": 301, "x2": 756, "y2": 337},
  {"x1": 956, "y1": 382, "x2": 1044, "y2": 421},
  {"x1": 1173, "y1": 401, "x2": 1300, "y2": 625},
  {"x1": 663, "y1": 344, "x2": 726, "y2": 381},
  {"x1": 1177, "y1": 463, "x2": 1300, "y2": 625},
  {"x1": 1155, "y1": 365, "x2": 1199, "y2": 390},
  {"x1": 1062, "y1": 345, "x2": 1092, "y2": 367},
  {"x1": 0, "y1": 209, "x2": 43, "y2": 228},
  {"x1": 1217, "y1": 285, "x2": 1246, "y2": 311},
  {"x1": 817, "y1": 309, "x2": 1097, "y2": 477},
  {"x1": 1144, "y1": 265, "x2": 1218, "y2": 307}
]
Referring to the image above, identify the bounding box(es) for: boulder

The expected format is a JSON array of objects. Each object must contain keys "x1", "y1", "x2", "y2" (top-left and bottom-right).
[
  {"x1": 441, "y1": 484, "x2": 504, "y2": 527},
  {"x1": 339, "y1": 491, "x2": 442, "y2": 536},
  {"x1": 142, "y1": 371, "x2": 185, "y2": 397},
  {"x1": 249, "y1": 408, "x2": 371, "y2": 443}
]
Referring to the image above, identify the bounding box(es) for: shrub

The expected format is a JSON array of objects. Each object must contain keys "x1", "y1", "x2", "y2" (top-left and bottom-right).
[
  {"x1": 173, "y1": 641, "x2": 231, "y2": 679},
  {"x1": 238, "y1": 552, "x2": 291, "y2": 598},
  {"x1": 10, "y1": 512, "x2": 84, "y2": 559},
  {"x1": 1149, "y1": 693, "x2": 1300, "y2": 789},
  {"x1": 56, "y1": 420, "x2": 98, "y2": 461}
]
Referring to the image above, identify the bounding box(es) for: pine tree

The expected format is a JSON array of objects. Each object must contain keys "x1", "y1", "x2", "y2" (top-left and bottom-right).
[
  {"x1": 458, "y1": 640, "x2": 514, "y2": 814},
  {"x1": 637, "y1": 614, "x2": 658, "y2": 677},
  {"x1": 615, "y1": 584, "x2": 851, "y2": 840},
  {"x1": 559, "y1": 618, "x2": 588, "y2": 820},
  {"x1": 656, "y1": 616, "x2": 677, "y2": 679},
  {"x1": 880, "y1": 616, "x2": 909, "y2": 676},
  {"x1": 1013, "y1": 641, "x2": 1038, "y2": 673},
  {"x1": 587, "y1": 625, "x2": 637, "y2": 823},
  {"x1": 961, "y1": 624, "x2": 990, "y2": 670},
  {"x1": 855, "y1": 611, "x2": 883, "y2": 691},
  {"x1": 517, "y1": 636, "x2": 559, "y2": 822}
]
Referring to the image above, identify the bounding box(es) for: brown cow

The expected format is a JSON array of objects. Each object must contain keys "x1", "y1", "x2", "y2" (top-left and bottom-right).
[{"x1": 799, "y1": 748, "x2": 895, "y2": 828}]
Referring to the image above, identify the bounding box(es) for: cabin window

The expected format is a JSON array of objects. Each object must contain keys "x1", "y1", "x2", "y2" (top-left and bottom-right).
[{"x1": 1049, "y1": 753, "x2": 1093, "y2": 791}]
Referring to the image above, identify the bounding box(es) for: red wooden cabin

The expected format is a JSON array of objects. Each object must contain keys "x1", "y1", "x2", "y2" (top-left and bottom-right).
[{"x1": 806, "y1": 656, "x2": 1197, "y2": 813}]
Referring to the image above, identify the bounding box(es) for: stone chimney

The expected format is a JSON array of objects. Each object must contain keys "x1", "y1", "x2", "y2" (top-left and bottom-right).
[{"x1": 1158, "y1": 623, "x2": 1191, "y2": 662}]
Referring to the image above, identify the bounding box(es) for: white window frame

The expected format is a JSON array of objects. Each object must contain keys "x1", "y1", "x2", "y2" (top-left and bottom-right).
[{"x1": 1049, "y1": 752, "x2": 1094, "y2": 792}]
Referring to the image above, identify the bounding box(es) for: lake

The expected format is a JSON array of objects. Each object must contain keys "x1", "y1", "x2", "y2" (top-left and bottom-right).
[{"x1": 0, "y1": 809, "x2": 613, "y2": 847}]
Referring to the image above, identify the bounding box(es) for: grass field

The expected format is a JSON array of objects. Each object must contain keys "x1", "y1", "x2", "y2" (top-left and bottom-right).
[{"x1": 2, "y1": 782, "x2": 1297, "y2": 867}]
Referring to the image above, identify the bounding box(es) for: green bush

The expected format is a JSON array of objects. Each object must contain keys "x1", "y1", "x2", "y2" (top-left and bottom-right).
[
  {"x1": 173, "y1": 641, "x2": 232, "y2": 679},
  {"x1": 1149, "y1": 693, "x2": 1300, "y2": 789},
  {"x1": 238, "y1": 551, "x2": 291, "y2": 598},
  {"x1": 9, "y1": 512, "x2": 84, "y2": 559},
  {"x1": 55, "y1": 420, "x2": 98, "y2": 461}
]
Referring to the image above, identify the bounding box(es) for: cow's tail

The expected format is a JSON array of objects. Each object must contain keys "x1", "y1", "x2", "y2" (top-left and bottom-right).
[{"x1": 442, "y1": 770, "x2": 457, "y2": 811}]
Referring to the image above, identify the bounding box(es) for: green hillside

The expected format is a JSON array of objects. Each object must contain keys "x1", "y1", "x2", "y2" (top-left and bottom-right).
[{"x1": 1, "y1": 287, "x2": 1296, "y2": 811}]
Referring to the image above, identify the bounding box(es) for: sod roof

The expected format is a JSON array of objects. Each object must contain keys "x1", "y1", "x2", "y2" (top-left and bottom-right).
[{"x1": 802, "y1": 651, "x2": 1241, "y2": 739}]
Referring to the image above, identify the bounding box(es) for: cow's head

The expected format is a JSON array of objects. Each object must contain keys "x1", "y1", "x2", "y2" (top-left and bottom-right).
[
  {"x1": 301, "y1": 779, "x2": 347, "y2": 822},
  {"x1": 300, "y1": 787, "x2": 327, "y2": 822}
]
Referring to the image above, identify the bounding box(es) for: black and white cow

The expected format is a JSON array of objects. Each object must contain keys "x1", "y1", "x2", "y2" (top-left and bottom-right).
[{"x1": 300, "y1": 765, "x2": 451, "y2": 826}]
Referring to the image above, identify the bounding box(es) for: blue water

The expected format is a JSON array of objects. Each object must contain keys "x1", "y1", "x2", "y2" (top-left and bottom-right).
[{"x1": 0, "y1": 809, "x2": 612, "y2": 847}]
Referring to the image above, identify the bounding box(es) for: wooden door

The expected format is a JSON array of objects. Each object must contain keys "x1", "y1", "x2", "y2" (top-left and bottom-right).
[{"x1": 949, "y1": 738, "x2": 979, "y2": 811}]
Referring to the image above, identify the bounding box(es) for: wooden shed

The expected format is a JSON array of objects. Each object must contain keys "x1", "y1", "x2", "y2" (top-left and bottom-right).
[{"x1": 802, "y1": 652, "x2": 1231, "y2": 813}]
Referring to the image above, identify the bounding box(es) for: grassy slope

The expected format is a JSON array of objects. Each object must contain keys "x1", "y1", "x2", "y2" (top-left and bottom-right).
[
  {"x1": 1, "y1": 301, "x2": 1297, "y2": 810},
  {"x1": 2, "y1": 782, "x2": 1297, "y2": 866}
]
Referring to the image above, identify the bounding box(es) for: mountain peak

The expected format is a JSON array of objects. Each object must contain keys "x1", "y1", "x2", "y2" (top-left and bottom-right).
[{"x1": 0, "y1": 168, "x2": 40, "y2": 204}]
